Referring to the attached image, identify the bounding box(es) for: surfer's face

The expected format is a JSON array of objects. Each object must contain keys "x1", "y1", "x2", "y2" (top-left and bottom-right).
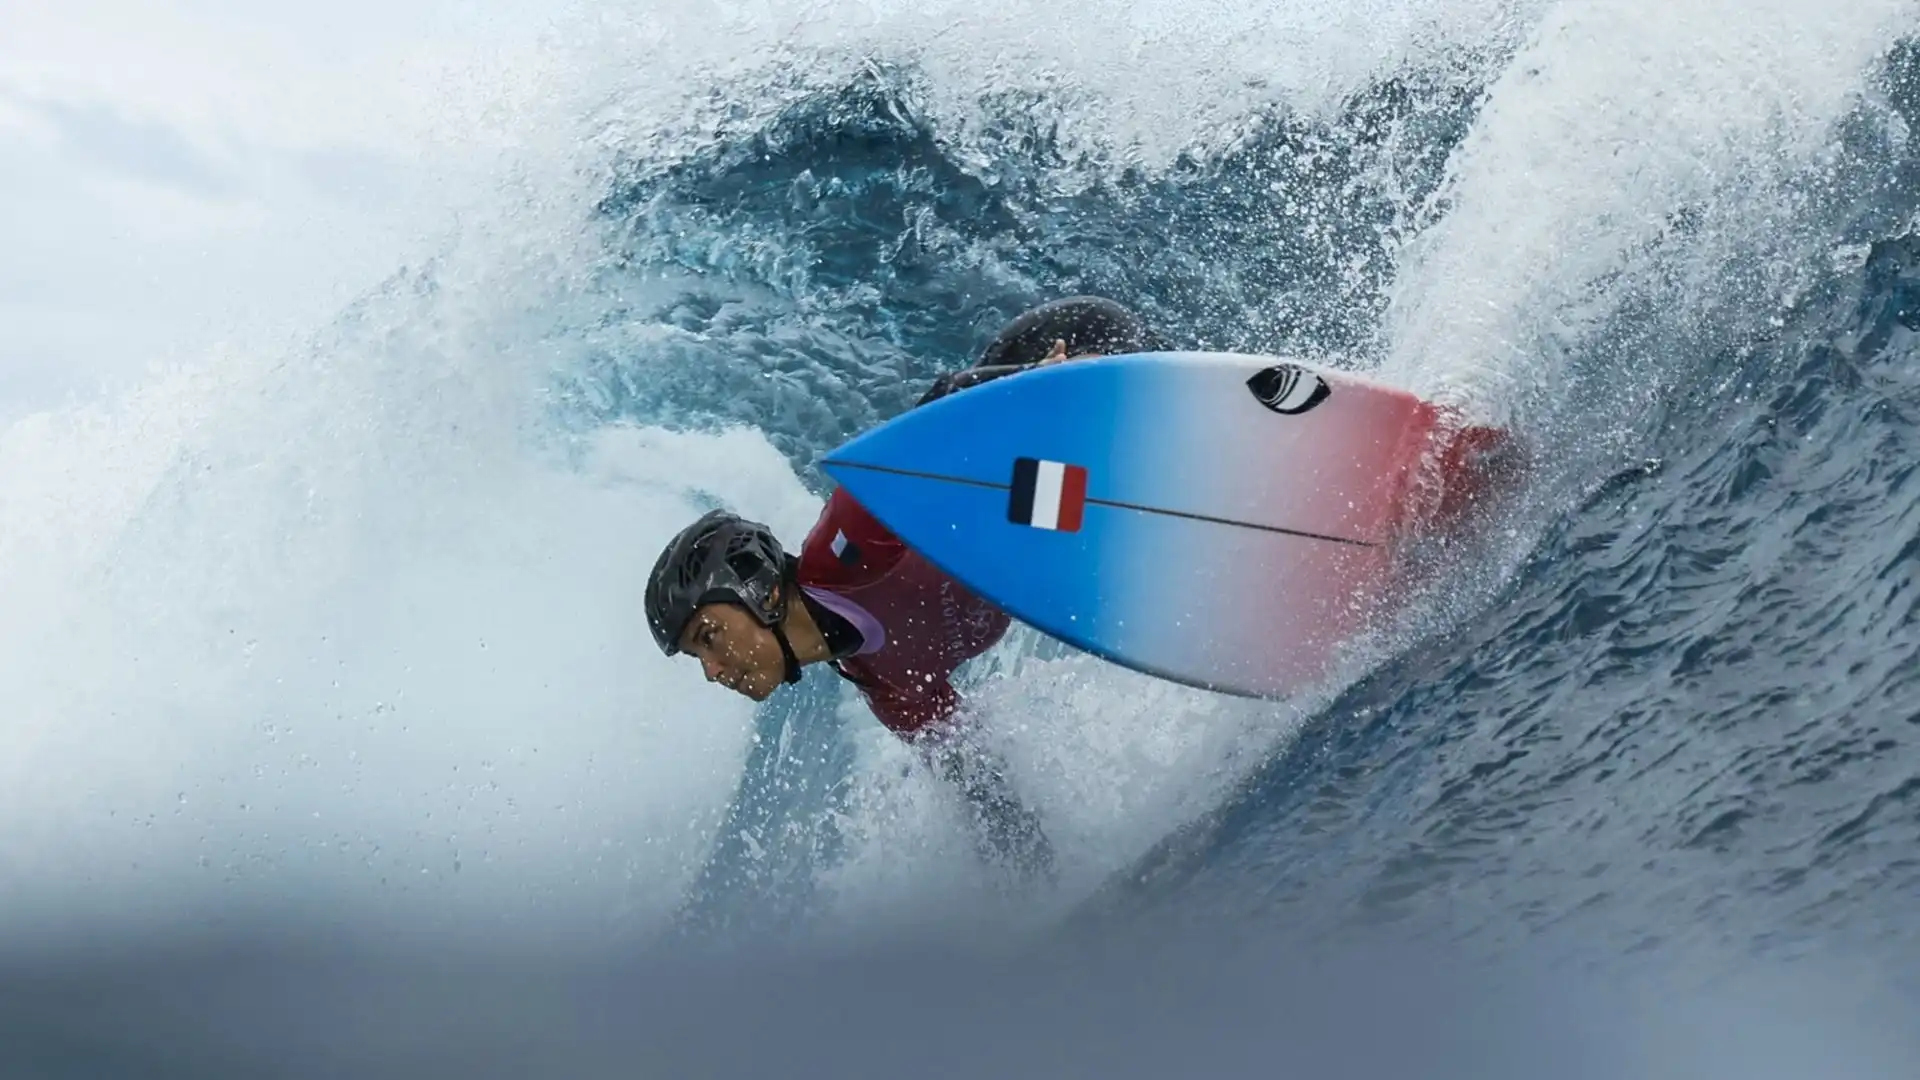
[{"x1": 679, "y1": 602, "x2": 785, "y2": 701}]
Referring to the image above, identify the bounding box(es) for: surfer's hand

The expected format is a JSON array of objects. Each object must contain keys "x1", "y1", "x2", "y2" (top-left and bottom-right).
[{"x1": 1037, "y1": 339, "x2": 1101, "y2": 367}]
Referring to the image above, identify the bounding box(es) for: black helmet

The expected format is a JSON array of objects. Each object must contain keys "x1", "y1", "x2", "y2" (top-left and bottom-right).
[{"x1": 645, "y1": 510, "x2": 791, "y2": 656}]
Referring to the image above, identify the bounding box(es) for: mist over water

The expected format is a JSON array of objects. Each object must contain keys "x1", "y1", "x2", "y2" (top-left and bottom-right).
[{"x1": 4, "y1": 0, "x2": 1919, "y2": 1073}]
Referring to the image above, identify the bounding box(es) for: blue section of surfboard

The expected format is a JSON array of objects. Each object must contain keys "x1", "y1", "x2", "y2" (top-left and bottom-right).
[{"x1": 819, "y1": 351, "x2": 1442, "y2": 697}]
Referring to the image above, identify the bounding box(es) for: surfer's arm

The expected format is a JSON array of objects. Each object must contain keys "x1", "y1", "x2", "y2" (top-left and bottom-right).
[
  {"x1": 914, "y1": 343, "x2": 1089, "y2": 407},
  {"x1": 914, "y1": 363, "x2": 1035, "y2": 407}
]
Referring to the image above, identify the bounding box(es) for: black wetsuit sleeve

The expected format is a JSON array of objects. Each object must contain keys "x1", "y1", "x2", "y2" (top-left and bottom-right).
[
  {"x1": 914, "y1": 296, "x2": 1168, "y2": 409},
  {"x1": 914, "y1": 363, "x2": 1035, "y2": 408}
]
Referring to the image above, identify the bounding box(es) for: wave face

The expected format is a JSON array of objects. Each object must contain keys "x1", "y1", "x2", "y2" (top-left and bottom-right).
[
  {"x1": 1106, "y1": 21, "x2": 1920, "y2": 966},
  {"x1": 4, "y1": 0, "x2": 1919, "y2": 1073}
]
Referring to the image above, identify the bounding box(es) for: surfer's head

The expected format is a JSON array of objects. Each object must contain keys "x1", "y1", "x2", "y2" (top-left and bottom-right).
[{"x1": 646, "y1": 510, "x2": 802, "y2": 701}]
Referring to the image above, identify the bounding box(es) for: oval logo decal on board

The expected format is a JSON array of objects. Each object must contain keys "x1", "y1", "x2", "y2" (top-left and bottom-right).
[{"x1": 1246, "y1": 364, "x2": 1331, "y2": 415}]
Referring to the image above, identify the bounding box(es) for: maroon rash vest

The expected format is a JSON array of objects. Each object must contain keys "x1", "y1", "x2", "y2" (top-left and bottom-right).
[{"x1": 796, "y1": 488, "x2": 1010, "y2": 738}]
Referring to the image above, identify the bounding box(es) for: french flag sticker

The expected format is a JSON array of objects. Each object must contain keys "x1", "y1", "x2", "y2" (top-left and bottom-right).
[{"x1": 1008, "y1": 457, "x2": 1089, "y2": 532}]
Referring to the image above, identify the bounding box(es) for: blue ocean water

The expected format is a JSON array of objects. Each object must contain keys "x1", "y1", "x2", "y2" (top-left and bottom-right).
[{"x1": 3, "y1": 4, "x2": 1919, "y2": 1075}]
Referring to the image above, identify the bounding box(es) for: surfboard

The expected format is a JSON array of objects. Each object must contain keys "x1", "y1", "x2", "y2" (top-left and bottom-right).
[{"x1": 819, "y1": 351, "x2": 1453, "y2": 698}]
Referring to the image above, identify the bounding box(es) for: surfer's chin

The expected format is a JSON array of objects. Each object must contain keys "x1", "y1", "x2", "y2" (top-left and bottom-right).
[{"x1": 736, "y1": 676, "x2": 780, "y2": 702}]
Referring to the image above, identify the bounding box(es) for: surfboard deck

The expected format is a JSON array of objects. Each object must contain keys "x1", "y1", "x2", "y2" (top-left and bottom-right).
[{"x1": 820, "y1": 351, "x2": 1452, "y2": 698}]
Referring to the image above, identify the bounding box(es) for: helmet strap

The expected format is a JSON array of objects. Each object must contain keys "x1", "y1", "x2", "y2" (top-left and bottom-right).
[
  {"x1": 768, "y1": 562, "x2": 803, "y2": 685},
  {"x1": 772, "y1": 622, "x2": 804, "y2": 685}
]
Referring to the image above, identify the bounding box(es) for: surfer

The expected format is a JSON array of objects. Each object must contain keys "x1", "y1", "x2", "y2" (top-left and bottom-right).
[{"x1": 644, "y1": 297, "x2": 1163, "y2": 876}]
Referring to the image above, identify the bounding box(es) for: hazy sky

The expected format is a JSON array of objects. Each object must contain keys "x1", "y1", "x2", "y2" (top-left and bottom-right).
[{"x1": 0, "y1": 0, "x2": 562, "y2": 421}]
